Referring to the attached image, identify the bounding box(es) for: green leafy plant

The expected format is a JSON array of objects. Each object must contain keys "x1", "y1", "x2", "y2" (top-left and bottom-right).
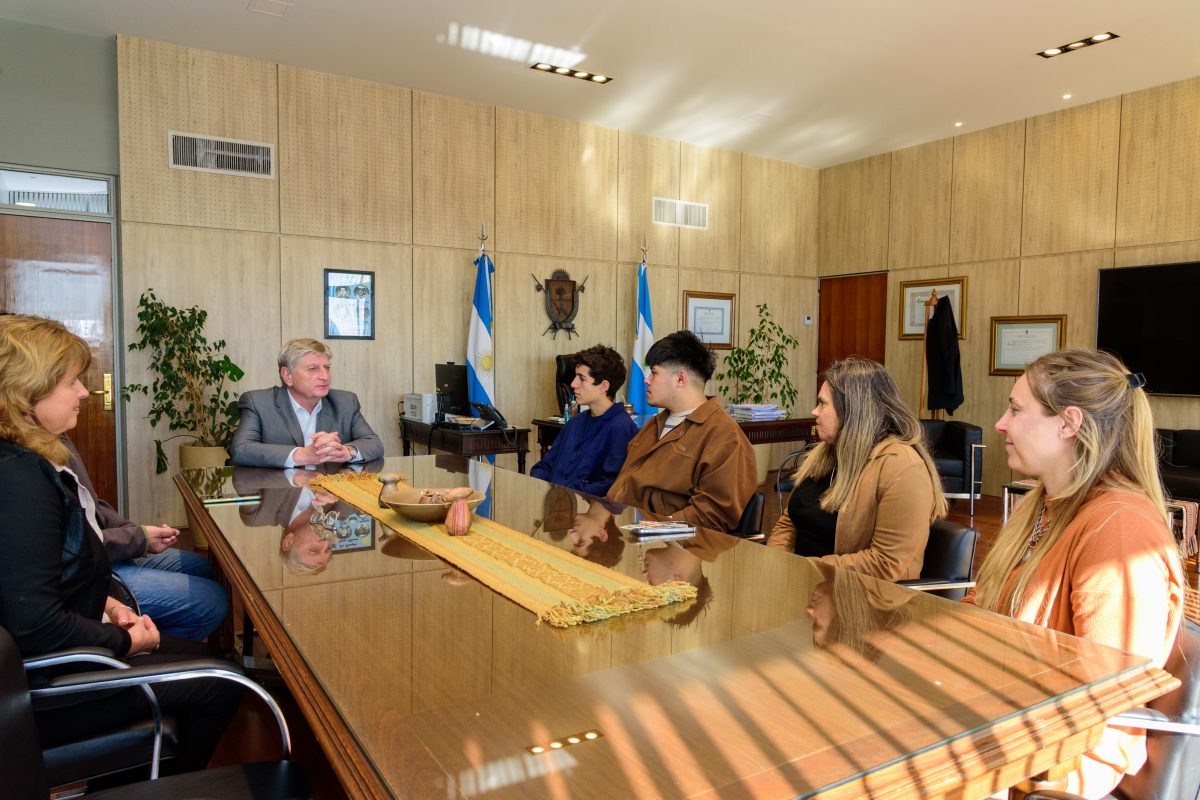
[
  {"x1": 714, "y1": 303, "x2": 800, "y2": 414},
  {"x1": 124, "y1": 289, "x2": 245, "y2": 473}
]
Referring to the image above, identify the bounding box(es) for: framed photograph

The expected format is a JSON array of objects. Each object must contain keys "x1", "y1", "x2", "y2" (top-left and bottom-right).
[
  {"x1": 990, "y1": 315, "x2": 1066, "y2": 375},
  {"x1": 324, "y1": 269, "x2": 375, "y2": 340},
  {"x1": 898, "y1": 277, "x2": 967, "y2": 340},
  {"x1": 683, "y1": 290, "x2": 736, "y2": 349}
]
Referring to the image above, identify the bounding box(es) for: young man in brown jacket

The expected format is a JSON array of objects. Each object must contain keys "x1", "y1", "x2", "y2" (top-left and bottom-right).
[{"x1": 571, "y1": 330, "x2": 757, "y2": 539}]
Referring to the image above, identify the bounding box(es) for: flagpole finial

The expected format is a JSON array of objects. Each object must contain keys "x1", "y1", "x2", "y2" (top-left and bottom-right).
[
  {"x1": 479, "y1": 220, "x2": 488, "y2": 252},
  {"x1": 640, "y1": 233, "x2": 647, "y2": 262}
]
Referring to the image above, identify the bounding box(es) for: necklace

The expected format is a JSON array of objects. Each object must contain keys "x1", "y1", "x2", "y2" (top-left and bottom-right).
[{"x1": 1021, "y1": 504, "x2": 1049, "y2": 562}]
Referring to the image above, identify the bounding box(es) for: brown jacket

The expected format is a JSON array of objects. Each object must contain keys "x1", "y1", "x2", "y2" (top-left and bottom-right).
[
  {"x1": 766, "y1": 439, "x2": 937, "y2": 580},
  {"x1": 607, "y1": 397, "x2": 757, "y2": 532}
]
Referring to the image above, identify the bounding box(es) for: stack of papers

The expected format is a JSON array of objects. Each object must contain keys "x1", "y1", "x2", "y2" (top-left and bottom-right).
[
  {"x1": 619, "y1": 520, "x2": 697, "y2": 541},
  {"x1": 727, "y1": 403, "x2": 786, "y2": 421}
]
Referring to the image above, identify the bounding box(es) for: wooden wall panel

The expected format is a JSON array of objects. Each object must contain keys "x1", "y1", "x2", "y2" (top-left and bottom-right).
[
  {"x1": 411, "y1": 247, "x2": 478, "y2": 400},
  {"x1": 1022, "y1": 99, "x2": 1120, "y2": 256},
  {"x1": 883, "y1": 264, "x2": 950, "y2": 414},
  {"x1": 617, "y1": 131, "x2": 679, "y2": 265},
  {"x1": 1116, "y1": 76, "x2": 1200, "y2": 248},
  {"x1": 493, "y1": 255, "x2": 618, "y2": 428},
  {"x1": 279, "y1": 67, "x2": 411, "y2": 244},
  {"x1": 818, "y1": 153, "x2": 891, "y2": 276},
  {"x1": 738, "y1": 274, "x2": 819, "y2": 466},
  {"x1": 279, "y1": 236, "x2": 412, "y2": 458},
  {"x1": 413, "y1": 91, "x2": 495, "y2": 250},
  {"x1": 117, "y1": 37, "x2": 278, "y2": 232},
  {"x1": 1017, "y1": 251, "x2": 1112, "y2": 349},
  {"x1": 121, "y1": 223, "x2": 281, "y2": 523},
  {"x1": 495, "y1": 109, "x2": 617, "y2": 260},
  {"x1": 950, "y1": 121, "x2": 1025, "y2": 264},
  {"x1": 740, "y1": 155, "x2": 818, "y2": 276},
  {"x1": 889, "y1": 139, "x2": 952, "y2": 269},
  {"x1": 955, "y1": 260, "x2": 1021, "y2": 494},
  {"x1": 616, "y1": 262, "x2": 680, "y2": 391},
  {"x1": 678, "y1": 143, "x2": 742, "y2": 270}
]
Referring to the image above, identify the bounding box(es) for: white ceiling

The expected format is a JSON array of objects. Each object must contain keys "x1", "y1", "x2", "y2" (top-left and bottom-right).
[{"x1": 2, "y1": 0, "x2": 1198, "y2": 168}]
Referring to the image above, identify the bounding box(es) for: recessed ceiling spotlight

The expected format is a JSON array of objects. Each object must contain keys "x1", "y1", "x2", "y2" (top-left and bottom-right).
[
  {"x1": 530, "y1": 63, "x2": 614, "y2": 85},
  {"x1": 1062, "y1": 93, "x2": 1072, "y2": 100},
  {"x1": 954, "y1": 122, "x2": 963, "y2": 127},
  {"x1": 1037, "y1": 32, "x2": 1118, "y2": 58}
]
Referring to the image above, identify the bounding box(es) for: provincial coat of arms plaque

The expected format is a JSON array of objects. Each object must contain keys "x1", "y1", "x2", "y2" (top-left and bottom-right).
[{"x1": 531, "y1": 269, "x2": 588, "y2": 338}]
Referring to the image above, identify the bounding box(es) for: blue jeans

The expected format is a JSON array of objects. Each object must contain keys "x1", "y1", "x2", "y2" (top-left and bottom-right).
[{"x1": 111, "y1": 548, "x2": 229, "y2": 641}]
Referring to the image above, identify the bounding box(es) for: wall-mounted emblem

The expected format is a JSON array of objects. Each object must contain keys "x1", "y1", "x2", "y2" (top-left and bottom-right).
[{"x1": 532, "y1": 269, "x2": 588, "y2": 338}]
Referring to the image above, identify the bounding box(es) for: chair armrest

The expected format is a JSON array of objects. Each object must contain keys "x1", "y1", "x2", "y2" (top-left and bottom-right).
[
  {"x1": 31, "y1": 658, "x2": 292, "y2": 759},
  {"x1": 1020, "y1": 793, "x2": 1083, "y2": 800},
  {"x1": 24, "y1": 647, "x2": 126, "y2": 671},
  {"x1": 1111, "y1": 708, "x2": 1200, "y2": 735},
  {"x1": 898, "y1": 579, "x2": 976, "y2": 592}
]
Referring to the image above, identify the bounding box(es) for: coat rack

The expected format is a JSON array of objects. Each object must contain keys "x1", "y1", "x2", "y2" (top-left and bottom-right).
[{"x1": 918, "y1": 289, "x2": 943, "y2": 421}]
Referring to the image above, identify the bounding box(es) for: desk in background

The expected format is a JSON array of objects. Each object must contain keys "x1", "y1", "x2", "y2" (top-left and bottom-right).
[
  {"x1": 532, "y1": 415, "x2": 817, "y2": 459},
  {"x1": 177, "y1": 456, "x2": 1174, "y2": 800},
  {"x1": 399, "y1": 416, "x2": 530, "y2": 473}
]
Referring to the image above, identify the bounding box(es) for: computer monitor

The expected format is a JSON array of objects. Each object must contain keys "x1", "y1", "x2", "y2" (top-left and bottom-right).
[{"x1": 434, "y1": 362, "x2": 470, "y2": 415}]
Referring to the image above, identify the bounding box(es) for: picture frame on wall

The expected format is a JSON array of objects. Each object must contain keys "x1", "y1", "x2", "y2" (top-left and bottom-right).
[
  {"x1": 990, "y1": 315, "x2": 1066, "y2": 375},
  {"x1": 683, "y1": 290, "x2": 736, "y2": 349},
  {"x1": 898, "y1": 277, "x2": 967, "y2": 340},
  {"x1": 324, "y1": 268, "x2": 375, "y2": 340}
]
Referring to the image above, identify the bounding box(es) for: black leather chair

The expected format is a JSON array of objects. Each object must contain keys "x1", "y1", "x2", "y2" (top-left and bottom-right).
[
  {"x1": 920, "y1": 419, "x2": 984, "y2": 521},
  {"x1": 1159, "y1": 428, "x2": 1200, "y2": 501},
  {"x1": 2, "y1": 626, "x2": 311, "y2": 799},
  {"x1": 1023, "y1": 618, "x2": 1200, "y2": 800},
  {"x1": 554, "y1": 354, "x2": 574, "y2": 411},
  {"x1": 774, "y1": 445, "x2": 816, "y2": 516},
  {"x1": 731, "y1": 492, "x2": 765, "y2": 538},
  {"x1": 898, "y1": 518, "x2": 978, "y2": 601}
]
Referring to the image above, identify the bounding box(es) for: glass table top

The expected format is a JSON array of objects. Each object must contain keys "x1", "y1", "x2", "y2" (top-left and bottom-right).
[{"x1": 179, "y1": 456, "x2": 1155, "y2": 799}]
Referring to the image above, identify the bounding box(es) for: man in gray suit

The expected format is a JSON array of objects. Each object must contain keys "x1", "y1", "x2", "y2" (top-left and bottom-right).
[{"x1": 231, "y1": 338, "x2": 384, "y2": 468}]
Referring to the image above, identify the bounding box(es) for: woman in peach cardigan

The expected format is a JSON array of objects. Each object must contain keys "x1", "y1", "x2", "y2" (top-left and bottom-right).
[{"x1": 966, "y1": 348, "x2": 1184, "y2": 799}]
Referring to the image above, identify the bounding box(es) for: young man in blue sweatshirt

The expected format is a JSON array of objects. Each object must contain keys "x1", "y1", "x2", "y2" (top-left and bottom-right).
[{"x1": 530, "y1": 344, "x2": 638, "y2": 496}]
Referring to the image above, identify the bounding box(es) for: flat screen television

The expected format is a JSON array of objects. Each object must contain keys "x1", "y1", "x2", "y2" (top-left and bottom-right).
[{"x1": 1096, "y1": 262, "x2": 1200, "y2": 396}]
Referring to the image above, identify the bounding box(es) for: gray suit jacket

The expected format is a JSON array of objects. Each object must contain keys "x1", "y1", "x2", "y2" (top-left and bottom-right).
[{"x1": 230, "y1": 386, "x2": 383, "y2": 468}]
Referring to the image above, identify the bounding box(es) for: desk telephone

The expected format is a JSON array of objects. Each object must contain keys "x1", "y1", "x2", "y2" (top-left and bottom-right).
[{"x1": 471, "y1": 402, "x2": 508, "y2": 430}]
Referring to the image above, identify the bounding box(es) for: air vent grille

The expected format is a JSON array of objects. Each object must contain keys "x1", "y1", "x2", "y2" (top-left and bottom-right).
[
  {"x1": 168, "y1": 131, "x2": 274, "y2": 179},
  {"x1": 652, "y1": 196, "x2": 708, "y2": 229}
]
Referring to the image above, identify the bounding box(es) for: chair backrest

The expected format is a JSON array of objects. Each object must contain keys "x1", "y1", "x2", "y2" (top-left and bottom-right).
[
  {"x1": 731, "y1": 492, "x2": 765, "y2": 537},
  {"x1": 919, "y1": 519, "x2": 977, "y2": 600},
  {"x1": 1115, "y1": 618, "x2": 1200, "y2": 800},
  {"x1": 0, "y1": 627, "x2": 50, "y2": 796},
  {"x1": 554, "y1": 355, "x2": 574, "y2": 410}
]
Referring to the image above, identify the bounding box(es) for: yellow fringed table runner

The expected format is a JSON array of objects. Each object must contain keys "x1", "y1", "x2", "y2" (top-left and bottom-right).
[{"x1": 310, "y1": 473, "x2": 698, "y2": 627}]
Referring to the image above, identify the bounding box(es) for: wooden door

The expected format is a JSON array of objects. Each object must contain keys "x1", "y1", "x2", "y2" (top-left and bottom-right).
[
  {"x1": 817, "y1": 272, "x2": 887, "y2": 378},
  {"x1": 0, "y1": 213, "x2": 117, "y2": 505}
]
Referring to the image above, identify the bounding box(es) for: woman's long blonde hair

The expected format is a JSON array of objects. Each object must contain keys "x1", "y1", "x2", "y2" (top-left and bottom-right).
[
  {"x1": 793, "y1": 357, "x2": 947, "y2": 519},
  {"x1": 0, "y1": 314, "x2": 91, "y2": 465},
  {"x1": 972, "y1": 348, "x2": 1172, "y2": 613}
]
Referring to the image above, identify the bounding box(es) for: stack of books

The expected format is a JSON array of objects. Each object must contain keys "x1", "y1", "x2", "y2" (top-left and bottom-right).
[{"x1": 727, "y1": 403, "x2": 786, "y2": 422}]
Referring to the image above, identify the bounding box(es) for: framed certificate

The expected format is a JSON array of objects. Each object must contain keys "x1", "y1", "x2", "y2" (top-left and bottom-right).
[
  {"x1": 898, "y1": 277, "x2": 967, "y2": 339},
  {"x1": 990, "y1": 315, "x2": 1066, "y2": 375},
  {"x1": 324, "y1": 268, "x2": 375, "y2": 340},
  {"x1": 683, "y1": 290, "x2": 736, "y2": 349}
]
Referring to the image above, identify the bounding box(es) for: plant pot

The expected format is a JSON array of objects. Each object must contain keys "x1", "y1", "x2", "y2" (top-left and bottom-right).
[
  {"x1": 178, "y1": 444, "x2": 229, "y2": 548},
  {"x1": 752, "y1": 443, "x2": 771, "y2": 487}
]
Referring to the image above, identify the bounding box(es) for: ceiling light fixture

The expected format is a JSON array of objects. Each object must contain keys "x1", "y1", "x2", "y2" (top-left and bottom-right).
[
  {"x1": 1062, "y1": 93, "x2": 1072, "y2": 100},
  {"x1": 1037, "y1": 32, "x2": 1119, "y2": 58},
  {"x1": 530, "y1": 63, "x2": 614, "y2": 85},
  {"x1": 954, "y1": 121, "x2": 963, "y2": 127},
  {"x1": 527, "y1": 729, "x2": 604, "y2": 755}
]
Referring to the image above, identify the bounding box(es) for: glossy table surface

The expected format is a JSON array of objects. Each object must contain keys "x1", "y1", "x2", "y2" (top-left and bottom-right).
[{"x1": 177, "y1": 456, "x2": 1171, "y2": 799}]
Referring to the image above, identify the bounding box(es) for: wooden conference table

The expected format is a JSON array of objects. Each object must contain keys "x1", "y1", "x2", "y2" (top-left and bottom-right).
[{"x1": 177, "y1": 457, "x2": 1172, "y2": 799}]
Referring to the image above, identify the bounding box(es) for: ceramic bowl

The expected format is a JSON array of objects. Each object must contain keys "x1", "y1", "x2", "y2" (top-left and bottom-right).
[{"x1": 380, "y1": 490, "x2": 485, "y2": 523}]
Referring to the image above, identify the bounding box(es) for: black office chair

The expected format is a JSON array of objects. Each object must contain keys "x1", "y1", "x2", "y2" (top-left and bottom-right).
[
  {"x1": 898, "y1": 518, "x2": 978, "y2": 601},
  {"x1": 2, "y1": 626, "x2": 311, "y2": 799},
  {"x1": 730, "y1": 492, "x2": 765, "y2": 538},
  {"x1": 920, "y1": 419, "x2": 985, "y2": 521},
  {"x1": 774, "y1": 444, "x2": 816, "y2": 516},
  {"x1": 554, "y1": 354, "x2": 574, "y2": 411},
  {"x1": 1023, "y1": 618, "x2": 1200, "y2": 800}
]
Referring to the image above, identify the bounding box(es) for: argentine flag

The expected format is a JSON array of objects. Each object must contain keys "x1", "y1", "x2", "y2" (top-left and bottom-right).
[
  {"x1": 469, "y1": 458, "x2": 493, "y2": 519},
  {"x1": 629, "y1": 260, "x2": 654, "y2": 414},
  {"x1": 467, "y1": 250, "x2": 495, "y2": 411}
]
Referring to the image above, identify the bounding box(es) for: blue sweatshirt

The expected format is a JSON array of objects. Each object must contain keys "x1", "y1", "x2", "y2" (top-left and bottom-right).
[{"x1": 529, "y1": 403, "x2": 638, "y2": 496}]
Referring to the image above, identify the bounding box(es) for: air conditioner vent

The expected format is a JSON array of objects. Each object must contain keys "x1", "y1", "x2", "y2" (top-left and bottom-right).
[
  {"x1": 652, "y1": 196, "x2": 708, "y2": 229},
  {"x1": 168, "y1": 131, "x2": 274, "y2": 179}
]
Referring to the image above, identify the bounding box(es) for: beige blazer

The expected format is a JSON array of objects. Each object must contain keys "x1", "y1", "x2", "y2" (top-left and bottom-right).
[{"x1": 767, "y1": 439, "x2": 937, "y2": 580}]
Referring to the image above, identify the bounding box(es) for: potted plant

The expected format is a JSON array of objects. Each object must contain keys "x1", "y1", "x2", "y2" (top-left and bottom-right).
[
  {"x1": 714, "y1": 302, "x2": 800, "y2": 483},
  {"x1": 124, "y1": 289, "x2": 245, "y2": 474}
]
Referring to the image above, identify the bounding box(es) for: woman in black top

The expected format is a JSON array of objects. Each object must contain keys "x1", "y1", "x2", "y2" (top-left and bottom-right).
[{"x1": 0, "y1": 314, "x2": 241, "y2": 777}]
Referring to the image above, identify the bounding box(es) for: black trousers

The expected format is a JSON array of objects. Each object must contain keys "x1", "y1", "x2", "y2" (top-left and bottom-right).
[{"x1": 32, "y1": 635, "x2": 244, "y2": 776}]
